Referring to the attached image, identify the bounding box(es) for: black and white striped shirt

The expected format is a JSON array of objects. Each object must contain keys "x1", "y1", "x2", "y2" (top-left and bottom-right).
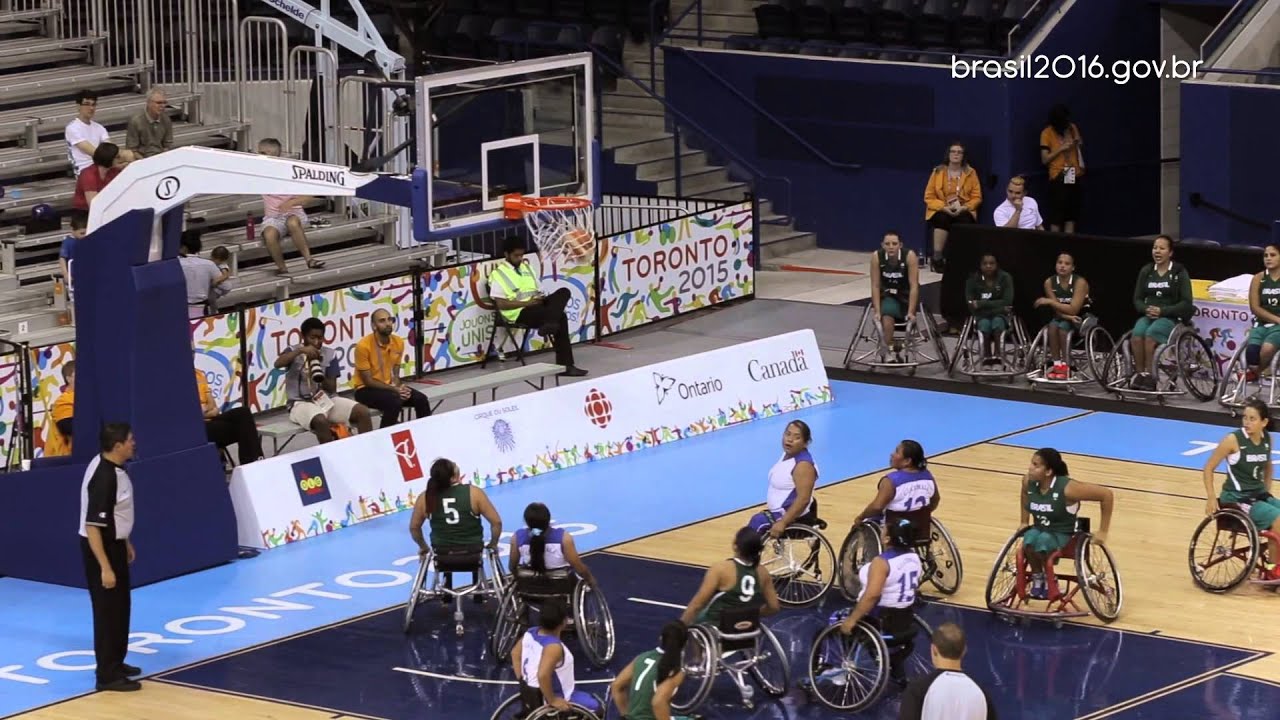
[
  {"x1": 78, "y1": 454, "x2": 134, "y2": 542},
  {"x1": 900, "y1": 669, "x2": 997, "y2": 720}
]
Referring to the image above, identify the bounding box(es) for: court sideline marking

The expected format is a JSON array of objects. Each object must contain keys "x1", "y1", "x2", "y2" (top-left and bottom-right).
[
  {"x1": 150, "y1": 676, "x2": 392, "y2": 720},
  {"x1": 1075, "y1": 652, "x2": 1266, "y2": 720},
  {"x1": 389, "y1": 668, "x2": 615, "y2": 686},
  {"x1": 927, "y1": 459, "x2": 1208, "y2": 503}
]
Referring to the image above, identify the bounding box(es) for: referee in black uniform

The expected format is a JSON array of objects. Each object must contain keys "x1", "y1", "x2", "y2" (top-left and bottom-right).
[
  {"x1": 79, "y1": 422, "x2": 141, "y2": 692},
  {"x1": 899, "y1": 622, "x2": 996, "y2": 720}
]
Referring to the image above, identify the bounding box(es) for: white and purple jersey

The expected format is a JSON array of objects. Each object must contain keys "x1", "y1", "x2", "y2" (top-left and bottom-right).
[
  {"x1": 514, "y1": 527, "x2": 569, "y2": 571},
  {"x1": 766, "y1": 449, "x2": 818, "y2": 514},
  {"x1": 521, "y1": 628, "x2": 576, "y2": 698},
  {"x1": 884, "y1": 468, "x2": 936, "y2": 514},
  {"x1": 858, "y1": 548, "x2": 923, "y2": 609}
]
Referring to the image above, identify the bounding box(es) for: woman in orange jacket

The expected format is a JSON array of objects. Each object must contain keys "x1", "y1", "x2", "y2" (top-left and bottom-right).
[{"x1": 923, "y1": 142, "x2": 982, "y2": 272}]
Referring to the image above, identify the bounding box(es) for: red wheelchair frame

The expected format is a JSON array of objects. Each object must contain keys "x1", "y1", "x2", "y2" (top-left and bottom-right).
[
  {"x1": 1188, "y1": 503, "x2": 1280, "y2": 593},
  {"x1": 985, "y1": 520, "x2": 1122, "y2": 626}
]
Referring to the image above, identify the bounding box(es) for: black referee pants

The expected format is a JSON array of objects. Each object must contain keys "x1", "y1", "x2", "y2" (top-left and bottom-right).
[
  {"x1": 205, "y1": 406, "x2": 264, "y2": 465},
  {"x1": 81, "y1": 537, "x2": 131, "y2": 684}
]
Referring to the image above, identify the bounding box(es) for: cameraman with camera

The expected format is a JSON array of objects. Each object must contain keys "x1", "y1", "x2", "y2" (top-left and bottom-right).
[{"x1": 275, "y1": 317, "x2": 373, "y2": 443}]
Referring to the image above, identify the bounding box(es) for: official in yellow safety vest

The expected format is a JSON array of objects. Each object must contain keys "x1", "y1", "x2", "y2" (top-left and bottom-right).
[{"x1": 486, "y1": 237, "x2": 587, "y2": 377}]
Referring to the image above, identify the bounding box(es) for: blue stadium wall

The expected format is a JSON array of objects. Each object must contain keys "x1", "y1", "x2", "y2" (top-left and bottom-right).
[
  {"x1": 1180, "y1": 82, "x2": 1280, "y2": 247},
  {"x1": 663, "y1": 0, "x2": 1161, "y2": 251}
]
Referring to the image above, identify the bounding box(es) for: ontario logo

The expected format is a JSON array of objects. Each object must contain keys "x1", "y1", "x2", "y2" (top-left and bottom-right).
[
  {"x1": 584, "y1": 388, "x2": 613, "y2": 429},
  {"x1": 291, "y1": 457, "x2": 332, "y2": 506},
  {"x1": 653, "y1": 371, "x2": 723, "y2": 405}
]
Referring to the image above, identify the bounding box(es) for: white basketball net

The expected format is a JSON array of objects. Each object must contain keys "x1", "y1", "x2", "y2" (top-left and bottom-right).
[{"x1": 524, "y1": 205, "x2": 596, "y2": 265}]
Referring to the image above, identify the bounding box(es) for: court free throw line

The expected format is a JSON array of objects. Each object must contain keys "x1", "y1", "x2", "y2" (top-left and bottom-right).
[
  {"x1": 391, "y1": 668, "x2": 615, "y2": 685},
  {"x1": 627, "y1": 597, "x2": 685, "y2": 610}
]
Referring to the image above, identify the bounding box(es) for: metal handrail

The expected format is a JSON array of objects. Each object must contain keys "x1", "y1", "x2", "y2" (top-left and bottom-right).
[
  {"x1": 668, "y1": 46, "x2": 862, "y2": 172},
  {"x1": 649, "y1": 0, "x2": 704, "y2": 88},
  {"x1": 589, "y1": 46, "x2": 793, "y2": 222},
  {"x1": 1006, "y1": 0, "x2": 1048, "y2": 56},
  {"x1": 1200, "y1": 0, "x2": 1265, "y2": 64}
]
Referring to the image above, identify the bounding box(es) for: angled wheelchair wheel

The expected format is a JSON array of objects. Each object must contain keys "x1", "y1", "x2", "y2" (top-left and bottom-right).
[
  {"x1": 403, "y1": 552, "x2": 431, "y2": 634},
  {"x1": 837, "y1": 522, "x2": 882, "y2": 603},
  {"x1": 946, "y1": 316, "x2": 973, "y2": 377},
  {"x1": 904, "y1": 616, "x2": 935, "y2": 681},
  {"x1": 806, "y1": 620, "x2": 889, "y2": 712},
  {"x1": 671, "y1": 625, "x2": 716, "y2": 713},
  {"x1": 1023, "y1": 325, "x2": 1049, "y2": 378},
  {"x1": 490, "y1": 586, "x2": 525, "y2": 662},
  {"x1": 1076, "y1": 536, "x2": 1122, "y2": 623},
  {"x1": 922, "y1": 310, "x2": 950, "y2": 369},
  {"x1": 487, "y1": 548, "x2": 510, "y2": 599},
  {"x1": 923, "y1": 517, "x2": 963, "y2": 595},
  {"x1": 1100, "y1": 333, "x2": 1133, "y2": 394},
  {"x1": 1216, "y1": 342, "x2": 1251, "y2": 410},
  {"x1": 525, "y1": 700, "x2": 603, "y2": 720},
  {"x1": 1189, "y1": 509, "x2": 1259, "y2": 593},
  {"x1": 489, "y1": 693, "x2": 524, "y2": 720},
  {"x1": 985, "y1": 527, "x2": 1030, "y2": 614},
  {"x1": 761, "y1": 524, "x2": 836, "y2": 607},
  {"x1": 571, "y1": 581, "x2": 615, "y2": 668},
  {"x1": 1084, "y1": 322, "x2": 1115, "y2": 379},
  {"x1": 1177, "y1": 331, "x2": 1222, "y2": 401},
  {"x1": 748, "y1": 623, "x2": 791, "y2": 698}
]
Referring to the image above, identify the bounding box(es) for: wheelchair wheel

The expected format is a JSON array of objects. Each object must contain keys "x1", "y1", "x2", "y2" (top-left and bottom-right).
[
  {"x1": 571, "y1": 581, "x2": 615, "y2": 668},
  {"x1": 923, "y1": 518, "x2": 963, "y2": 595},
  {"x1": 946, "y1": 316, "x2": 972, "y2": 377},
  {"x1": 1076, "y1": 535, "x2": 1122, "y2": 623},
  {"x1": 403, "y1": 552, "x2": 430, "y2": 634},
  {"x1": 904, "y1": 616, "x2": 934, "y2": 680},
  {"x1": 1189, "y1": 509, "x2": 1259, "y2": 593},
  {"x1": 922, "y1": 310, "x2": 950, "y2": 369},
  {"x1": 487, "y1": 548, "x2": 510, "y2": 599},
  {"x1": 985, "y1": 527, "x2": 1030, "y2": 613},
  {"x1": 806, "y1": 620, "x2": 889, "y2": 712},
  {"x1": 671, "y1": 625, "x2": 716, "y2": 713},
  {"x1": 1023, "y1": 326, "x2": 1048, "y2": 378},
  {"x1": 761, "y1": 524, "x2": 836, "y2": 606},
  {"x1": 1100, "y1": 334, "x2": 1132, "y2": 394},
  {"x1": 1177, "y1": 331, "x2": 1222, "y2": 401},
  {"x1": 490, "y1": 586, "x2": 525, "y2": 662},
  {"x1": 1083, "y1": 322, "x2": 1115, "y2": 379},
  {"x1": 747, "y1": 623, "x2": 791, "y2": 698},
  {"x1": 837, "y1": 522, "x2": 882, "y2": 602}
]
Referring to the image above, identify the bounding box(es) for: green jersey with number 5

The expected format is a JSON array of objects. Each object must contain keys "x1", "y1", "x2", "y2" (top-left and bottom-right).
[
  {"x1": 429, "y1": 484, "x2": 483, "y2": 546},
  {"x1": 624, "y1": 649, "x2": 665, "y2": 720},
  {"x1": 1026, "y1": 475, "x2": 1079, "y2": 535},
  {"x1": 702, "y1": 558, "x2": 761, "y2": 625}
]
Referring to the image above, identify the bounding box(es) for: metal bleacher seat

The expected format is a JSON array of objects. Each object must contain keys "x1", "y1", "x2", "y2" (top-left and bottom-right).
[
  {"x1": 797, "y1": 0, "x2": 839, "y2": 41},
  {"x1": 954, "y1": 0, "x2": 999, "y2": 54},
  {"x1": 872, "y1": 0, "x2": 917, "y2": 47},
  {"x1": 754, "y1": 1, "x2": 796, "y2": 39}
]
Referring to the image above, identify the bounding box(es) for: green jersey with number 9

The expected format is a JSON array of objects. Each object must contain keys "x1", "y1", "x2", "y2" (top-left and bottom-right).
[
  {"x1": 429, "y1": 484, "x2": 483, "y2": 546},
  {"x1": 700, "y1": 558, "x2": 761, "y2": 625},
  {"x1": 1026, "y1": 475, "x2": 1079, "y2": 535}
]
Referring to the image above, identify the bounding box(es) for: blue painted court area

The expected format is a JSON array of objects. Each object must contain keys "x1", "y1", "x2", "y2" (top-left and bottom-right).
[
  {"x1": 0, "y1": 380, "x2": 1078, "y2": 717},
  {"x1": 997, "y1": 412, "x2": 1243, "y2": 471},
  {"x1": 1109, "y1": 674, "x2": 1280, "y2": 719},
  {"x1": 159, "y1": 553, "x2": 1262, "y2": 720}
]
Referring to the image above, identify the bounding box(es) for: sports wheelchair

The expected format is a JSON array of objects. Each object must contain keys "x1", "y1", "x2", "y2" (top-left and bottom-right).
[
  {"x1": 670, "y1": 605, "x2": 790, "y2": 712},
  {"x1": 1216, "y1": 341, "x2": 1280, "y2": 413},
  {"x1": 758, "y1": 508, "x2": 837, "y2": 607},
  {"x1": 837, "y1": 510, "x2": 963, "y2": 602},
  {"x1": 489, "y1": 683, "x2": 606, "y2": 720},
  {"x1": 1023, "y1": 314, "x2": 1116, "y2": 392},
  {"x1": 1189, "y1": 502, "x2": 1280, "y2": 592},
  {"x1": 804, "y1": 609, "x2": 932, "y2": 712},
  {"x1": 1101, "y1": 320, "x2": 1221, "y2": 402},
  {"x1": 947, "y1": 310, "x2": 1031, "y2": 381},
  {"x1": 985, "y1": 518, "x2": 1122, "y2": 626},
  {"x1": 489, "y1": 567, "x2": 616, "y2": 669},
  {"x1": 843, "y1": 303, "x2": 949, "y2": 375},
  {"x1": 404, "y1": 544, "x2": 507, "y2": 635}
]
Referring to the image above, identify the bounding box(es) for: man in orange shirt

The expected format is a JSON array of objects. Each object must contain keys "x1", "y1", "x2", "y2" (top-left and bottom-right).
[
  {"x1": 353, "y1": 308, "x2": 430, "y2": 428},
  {"x1": 44, "y1": 361, "x2": 76, "y2": 458},
  {"x1": 195, "y1": 367, "x2": 263, "y2": 466}
]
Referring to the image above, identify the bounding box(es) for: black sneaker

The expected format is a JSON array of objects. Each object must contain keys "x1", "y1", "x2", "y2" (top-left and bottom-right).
[
  {"x1": 121, "y1": 663, "x2": 141, "y2": 678},
  {"x1": 96, "y1": 678, "x2": 141, "y2": 692},
  {"x1": 559, "y1": 366, "x2": 587, "y2": 378}
]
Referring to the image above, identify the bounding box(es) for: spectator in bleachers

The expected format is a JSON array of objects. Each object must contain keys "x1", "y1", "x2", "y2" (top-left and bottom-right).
[
  {"x1": 65, "y1": 89, "x2": 109, "y2": 177},
  {"x1": 211, "y1": 245, "x2": 232, "y2": 280},
  {"x1": 194, "y1": 365, "x2": 263, "y2": 467},
  {"x1": 43, "y1": 361, "x2": 76, "y2": 458},
  {"x1": 126, "y1": 89, "x2": 173, "y2": 158},
  {"x1": 992, "y1": 176, "x2": 1043, "y2": 230},
  {"x1": 1040, "y1": 104, "x2": 1085, "y2": 233},
  {"x1": 275, "y1": 317, "x2": 374, "y2": 443},
  {"x1": 72, "y1": 142, "x2": 122, "y2": 213},
  {"x1": 487, "y1": 236, "x2": 588, "y2": 378},
  {"x1": 178, "y1": 230, "x2": 230, "y2": 318},
  {"x1": 58, "y1": 215, "x2": 89, "y2": 325},
  {"x1": 924, "y1": 142, "x2": 982, "y2": 272},
  {"x1": 353, "y1": 309, "x2": 431, "y2": 428},
  {"x1": 256, "y1": 138, "x2": 326, "y2": 275}
]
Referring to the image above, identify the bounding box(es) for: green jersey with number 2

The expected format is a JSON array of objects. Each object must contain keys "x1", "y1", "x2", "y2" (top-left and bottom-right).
[
  {"x1": 429, "y1": 484, "x2": 483, "y2": 546},
  {"x1": 1026, "y1": 475, "x2": 1079, "y2": 535}
]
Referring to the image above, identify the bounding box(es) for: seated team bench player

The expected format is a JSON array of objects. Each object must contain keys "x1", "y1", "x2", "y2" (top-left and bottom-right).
[
  {"x1": 275, "y1": 318, "x2": 373, "y2": 443},
  {"x1": 869, "y1": 231, "x2": 920, "y2": 363}
]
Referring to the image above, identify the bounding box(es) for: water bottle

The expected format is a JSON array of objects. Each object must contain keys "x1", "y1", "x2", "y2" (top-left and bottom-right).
[{"x1": 245, "y1": 212, "x2": 255, "y2": 242}]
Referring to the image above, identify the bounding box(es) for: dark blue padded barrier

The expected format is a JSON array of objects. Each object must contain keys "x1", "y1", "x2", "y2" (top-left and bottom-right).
[
  {"x1": 663, "y1": 0, "x2": 1161, "y2": 251},
  {"x1": 1181, "y1": 82, "x2": 1279, "y2": 247},
  {"x1": 0, "y1": 209, "x2": 237, "y2": 588}
]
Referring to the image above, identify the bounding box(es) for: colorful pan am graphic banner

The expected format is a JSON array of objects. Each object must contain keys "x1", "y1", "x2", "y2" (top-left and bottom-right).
[
  {"x1": 229, "y1": 329, "x2": 831, "y2": 549},
  {"x1": 599, "y1": 201, "x2": 754, "y2": 334}
]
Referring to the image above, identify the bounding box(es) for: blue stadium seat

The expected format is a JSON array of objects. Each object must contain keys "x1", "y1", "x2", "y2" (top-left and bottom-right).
[
  {"x1": 491, "y1": 17, "x2": 528, "y2": 60},
  {"x1": 591, "y1": 0, "x2": 627, "y2": 27},
  {"x1": 447, "y1": 14, "x2": 495, "y2": 57},
  {"x1": 480, "y1": 0, "x2": 516, "y2": 17},
  {"x1": 797, "y1": 0, "x2": 840, "y2": 40},
  {"x1": 1258, "y1": 66, "x2": 1280, "y2": 86},
  {"x1": 760, "y1": 37, "x2": 800, "y2": 54},
  {"x1": 913, "y1": 0, "x2": 957, "y2": 49},
  {"x1": 525, "y1": 21, "x2": 562, "y2": 56},
  {"x1": 725, "y1": 34, "x2": 764, "y2": 51},
  {"x1": 834, "y1": 0, "x2": 874, "y2": 44},
  {"x1": 555, "y1": 0, "x2": 590, "y2": 24},
  {"x1": 954, "y1": 0, "x2": 998, "y2": 53},
  {"x1": 799, "y1": 38, "x2": 836, "y2": 56},
  {"x1": 754, "y1": 2, "x2": 796, "y2": 38},
  {"x1": 989, "y1": 0, "x2": 1031, "y2": 54},
  {"x1": 838, "y1": 42, "x2": 879, "y2": 58},
  {"x1": 872, "y1": 0, "x2": 917, "y2": 47},
  {"x1": 515, "y1": 0, "x2": 553, "y2": 19}
]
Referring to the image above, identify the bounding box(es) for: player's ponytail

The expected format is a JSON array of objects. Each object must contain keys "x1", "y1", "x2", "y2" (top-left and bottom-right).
[
  {"x1": 734, "y1": 526, "x2": 764, "y2": 568},
  {"x1": 524, "y1": 502, "x2": 551, "y2": 573},
  {"x1": 1034, "y1": 447, "x2": 1069, "y2": 477},
  {"x1": 655, "y1": 621, "x2": 688, "y2": 683},
  {"x1": 424, "y1": 458, "x2": 454, "y2": 514},
  {"x1": 900, "y1": 440, "x2": 927, "y2": 469}
]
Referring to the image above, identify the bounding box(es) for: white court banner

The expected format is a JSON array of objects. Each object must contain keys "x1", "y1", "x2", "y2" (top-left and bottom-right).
[{"x1": 229, "y1": 329, "x2": 833, "y2": 549}]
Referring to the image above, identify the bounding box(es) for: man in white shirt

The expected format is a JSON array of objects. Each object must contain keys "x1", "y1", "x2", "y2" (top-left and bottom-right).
[
  {"x1": 65, "y1": 90, "x2": 110, "y2": 177},
  {"x1": 899, "y1": 622, "x2": 996, "y2": 720},
  {"x1": 992, "y1": 176, "x2": 1043, "y2": 230}
]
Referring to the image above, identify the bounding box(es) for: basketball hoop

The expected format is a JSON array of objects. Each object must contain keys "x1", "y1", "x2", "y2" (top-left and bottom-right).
[{"x1": 503, "y1": 193, "x2": 595, "y2": 264}]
